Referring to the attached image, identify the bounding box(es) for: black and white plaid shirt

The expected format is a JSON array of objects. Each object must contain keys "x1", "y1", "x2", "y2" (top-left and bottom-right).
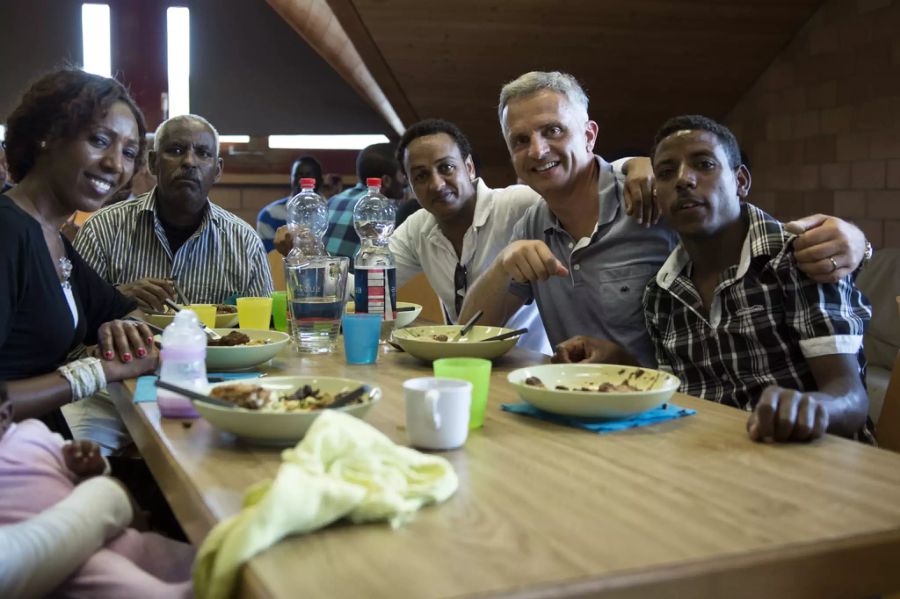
[{"x1": 643, "y1": 203, "x2": 871, "y2": 414}]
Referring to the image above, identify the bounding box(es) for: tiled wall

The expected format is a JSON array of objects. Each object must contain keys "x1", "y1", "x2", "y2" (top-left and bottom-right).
[{"x1": 725, "y1": 0, "x2": 900, "y2": 247}]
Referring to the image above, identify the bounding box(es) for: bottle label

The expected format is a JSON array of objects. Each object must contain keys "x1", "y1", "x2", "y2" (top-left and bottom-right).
[
  {"x1": 160, "y1": 347, "x2": 207, "y2": 361},
  {"x1": 354, "y1": 267, "x2": 397, "y2": 321}
]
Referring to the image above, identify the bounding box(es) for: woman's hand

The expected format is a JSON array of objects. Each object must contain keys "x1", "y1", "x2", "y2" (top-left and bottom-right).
[
  {"x1": 97, "y1": 319, "x2": 154, "y2": 363},
  {"x1": 100, "y1": 345, "x2": 158, "y2": 383}
]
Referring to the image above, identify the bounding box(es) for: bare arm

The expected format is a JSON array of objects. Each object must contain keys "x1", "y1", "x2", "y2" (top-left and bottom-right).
[
  {"x1": 552, "y1": 336, "x2": 641, "y2": 365},
  {"x1": 461, "y1": 239, "x2": 568, "y2": 327},
  {"x1": 458, "y1": 258, "x2": 525, "y2": 327},
  {"x1": 7, "y1": 350, "x2": 157, "y2": 421},
  {"x1": 618, "y1": 157, "x2": 660, "y2": 227},
  {"x1": 746, "y1": 354, "x2": 868, "y2": 442}
]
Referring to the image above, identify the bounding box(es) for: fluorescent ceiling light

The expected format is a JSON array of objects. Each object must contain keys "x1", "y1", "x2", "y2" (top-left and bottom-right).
[
  {"x1": 219, "y1": 135, "x2": 250, "y2": 144},
  {"x1": 81, "y1": 4, "x2": 111, "y2": 77},
  {"x1": 166, "y1": 7, "x2": 190, "y2": 117},
  {"x1": 268, "y1": 134, "x2": 390, "y2": 150}
]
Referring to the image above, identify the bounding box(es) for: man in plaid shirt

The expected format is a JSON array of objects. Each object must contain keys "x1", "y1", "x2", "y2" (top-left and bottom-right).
[
  {"x1": 557, "y1": 115, "x2": 872, "y2": 444},
  {"x1": 322, "y1": 143, "x2": 407, "y2": 263}
]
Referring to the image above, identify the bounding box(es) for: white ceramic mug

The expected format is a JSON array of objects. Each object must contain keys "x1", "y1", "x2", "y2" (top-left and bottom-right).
[{"x1": 403, "y1": 377, "x2": 472, "y2": 450}]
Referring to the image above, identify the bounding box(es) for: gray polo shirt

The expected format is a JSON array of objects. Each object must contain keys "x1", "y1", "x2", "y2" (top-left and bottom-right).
[{"x1": 509, "y1": 156, "x2": 678, "y2": 366}]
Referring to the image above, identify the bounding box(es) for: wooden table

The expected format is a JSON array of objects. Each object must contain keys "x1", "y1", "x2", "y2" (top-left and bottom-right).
[{"x1": 110, "y1": 346, "x2": 900, "y2": 599}]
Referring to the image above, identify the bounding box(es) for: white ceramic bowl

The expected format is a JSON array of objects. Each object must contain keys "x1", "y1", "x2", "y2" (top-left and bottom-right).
[
  {"x1": 194, "y1": 376, "x2": 380, "y2": 444},
  {"x1": 507, "y1": 364, "x2": 681, "y2": 418},
  {"x1": 145, "y1": 310, "x2": 239, "y2": 329},
  {"x1": 346, "y1": 301, "x2": 423, "y2": 328},
  {"x1": 391, "y1": 325, "x2": 518, "y2": 361}
]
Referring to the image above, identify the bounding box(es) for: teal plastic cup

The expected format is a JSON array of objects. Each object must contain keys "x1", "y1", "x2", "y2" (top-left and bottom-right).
[{"x1": 342, "y1": 313, "x2": 382, "y2": 364}]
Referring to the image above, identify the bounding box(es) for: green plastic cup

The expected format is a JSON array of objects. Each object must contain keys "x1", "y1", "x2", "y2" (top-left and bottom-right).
[
  {"x1": 433, "y1": 357, "x2": 491, "y2": 429},
  {"x1": 271, "y1": 291, "x2": 288, "y2": 332}
]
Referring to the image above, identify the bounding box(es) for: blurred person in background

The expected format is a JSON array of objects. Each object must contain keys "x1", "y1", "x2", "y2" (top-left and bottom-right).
[{"x1": 256, "y1": 155, "x2": 325, "y2": 253}]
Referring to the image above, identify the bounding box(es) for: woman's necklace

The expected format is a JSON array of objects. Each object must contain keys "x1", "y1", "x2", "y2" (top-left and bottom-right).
[
  {"x1": 58, "y1": 255, "x2": 73, "y2": 289},
  {"x1": 12, "y1": 193, "x2": 73, "y2": 288}
]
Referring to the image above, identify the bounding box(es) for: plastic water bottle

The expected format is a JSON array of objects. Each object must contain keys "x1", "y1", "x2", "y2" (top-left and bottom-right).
[
  {"x1": 352, "y1": 177, "x2": 397, "y2": 334},
  {"x1": 157, "y1": 310, "x2": 207, "y2": 419},
  {"x1": 285, "y1": 177, "x2": 328, "y2": 264}
]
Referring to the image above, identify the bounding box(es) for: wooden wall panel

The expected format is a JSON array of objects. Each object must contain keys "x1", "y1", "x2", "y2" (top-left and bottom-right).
[{"x1": 329, "y1": 0, "x2": 824, "y2": 184}]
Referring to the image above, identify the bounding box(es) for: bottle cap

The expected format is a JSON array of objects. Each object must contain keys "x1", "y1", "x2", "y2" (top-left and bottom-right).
[
  {"x1": 299, "y1": 178, "x2": 316, "y2": 188},
  {"x1": 366, "y1": 177, "x2": 382, "y2": 188}
]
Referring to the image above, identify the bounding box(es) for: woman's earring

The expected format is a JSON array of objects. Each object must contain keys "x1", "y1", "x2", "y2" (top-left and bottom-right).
[{"x1": 39, "y1": 140, "x2": 47, "y2": 149}]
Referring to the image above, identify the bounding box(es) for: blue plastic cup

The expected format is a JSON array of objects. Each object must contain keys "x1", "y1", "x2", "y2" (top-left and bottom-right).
[{"x1": 342, "y1": 313, "x2": 382, "y2": 364}]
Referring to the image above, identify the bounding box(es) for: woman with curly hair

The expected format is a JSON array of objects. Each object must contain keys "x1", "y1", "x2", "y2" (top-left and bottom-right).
[{"x1": 0, "y1": 68, "x2": 158, "y2": 433}]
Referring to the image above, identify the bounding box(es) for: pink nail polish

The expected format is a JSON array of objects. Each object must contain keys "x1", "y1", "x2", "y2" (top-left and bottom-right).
[
  {"x1": 123, "y1": 353, "x2": 132, "y2": 362},
  {"x1": 137, "y1": 347, "x2": 147, "y2": 358},
  {"x1": 147, "y1": 336, "x2": 155, "y2": 344},
  {"x1": 104, "y1": 351, "x2": 114, "y2": 360}
]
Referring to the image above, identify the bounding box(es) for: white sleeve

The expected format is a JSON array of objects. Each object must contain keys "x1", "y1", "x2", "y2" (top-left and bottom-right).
[{"x1": 0, "y1": 477, "x2": 133, "y2": 599}]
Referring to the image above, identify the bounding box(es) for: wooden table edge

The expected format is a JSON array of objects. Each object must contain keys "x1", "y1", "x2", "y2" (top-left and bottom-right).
[
  {"x1": 489, "y1": 528, "x2": 900, "y2": 599},
  {"x1": 109, "y1": 381, "x2": 217, "y2": 544}
]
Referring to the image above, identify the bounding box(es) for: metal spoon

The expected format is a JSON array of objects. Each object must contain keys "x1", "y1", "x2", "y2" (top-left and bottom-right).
[
  {"x1": 164, "y1": 299, "x2": 222, "y2": 341},
  {"x1": 451, "y1": 309, "x2": 484, "y2": 342},
  {"x1": 481, "y1": 327, "x2": 528, "y2": 342},
  {"x1": 154, "y1": 379, "x2": 234, "y2": 408},
  {"x1": 327, "y1": 385, "x2": 375, "y2": 409},
  {"x1": 171, "y1": 280, "x2": 190, "y2": 306}
]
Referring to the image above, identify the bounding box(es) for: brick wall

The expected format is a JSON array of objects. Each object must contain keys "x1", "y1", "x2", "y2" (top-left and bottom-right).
[
  {"x1": 209, "y1": 184, "x2": 290, "y2": 228},
  {"x1": 725, "y1": 0, "x2": 900, "y2": 248}
]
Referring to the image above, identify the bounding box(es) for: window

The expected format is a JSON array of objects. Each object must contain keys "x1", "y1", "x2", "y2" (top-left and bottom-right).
[
  {"x1": 81, "y1": 4, "x2": 111, "y2": 77},
  {"x1": 166, "y1": 7, "x2": 191, "y2": 117},
  {"x1": 267, "y1": 134, "x2": 390, "y2": 150}
]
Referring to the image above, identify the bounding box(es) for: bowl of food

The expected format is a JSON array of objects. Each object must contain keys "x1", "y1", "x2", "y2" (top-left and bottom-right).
[
  {"x1": 145, "y1": 304, "x2": 239, "y2": 329},
  {"x1": 194, "y1": 376, "x2": 380, "y2": 444},
  {"x1": 507, "y1": 364, "x2": 681, "y2": 418},
  {"x1": 391, "y1": 325, "x2": 518, "y2": 361},
  {"x1": 204, "y1": 329, "x2": 290, "y2": 370},
  {"x1": 345, "y1": 301, "x2": 422, "y2": 328}
]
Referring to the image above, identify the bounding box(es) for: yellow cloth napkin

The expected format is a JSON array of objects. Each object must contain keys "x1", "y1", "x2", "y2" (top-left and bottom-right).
[{"x1": 192, "y1": 410, "x2": 458, "y2": 599}]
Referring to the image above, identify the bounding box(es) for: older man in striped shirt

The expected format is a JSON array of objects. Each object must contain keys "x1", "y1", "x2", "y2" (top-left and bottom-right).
[{"x1": 75, "y1": 114, "x2": 273, "y2": 311}]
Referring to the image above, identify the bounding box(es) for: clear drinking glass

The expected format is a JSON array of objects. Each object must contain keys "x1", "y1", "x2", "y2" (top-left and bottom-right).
[{"x1": 285, "y1": 256, "x2": 350, "y2": 353}]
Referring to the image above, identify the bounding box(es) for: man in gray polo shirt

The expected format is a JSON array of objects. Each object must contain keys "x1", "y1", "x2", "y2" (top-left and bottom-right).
[{"x1": 460, "y1": 71, "x2": 868, "y2": 366}]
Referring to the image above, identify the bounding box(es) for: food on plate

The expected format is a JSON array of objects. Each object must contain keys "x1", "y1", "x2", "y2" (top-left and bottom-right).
[
  {"x1": 208, "y1": 331, "x2": 250, "y2": 346},
  {"x1": 523, "y1": 375, "x2": 642, "y2": 393},
  {"x1": 208, "y1": 383, "x2": 366, "y2": 412},
  {"x1": 210, "y1": 383, "x2": 275, "y2": 409},
  {"x1": 207, "y1": 331, "x2": 271, "y2": 347},
  {"x1": 432, "y1": 334, "x2": 449, "y2": 342}
]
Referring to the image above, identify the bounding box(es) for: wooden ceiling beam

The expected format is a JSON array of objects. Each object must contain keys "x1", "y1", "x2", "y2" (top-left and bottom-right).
[
  {"x1": 265, "y1": 0, "x2": 406, "y2": 135},
  {"x1": 326, "y1": 0, "x2": 418, "y2": 129}
]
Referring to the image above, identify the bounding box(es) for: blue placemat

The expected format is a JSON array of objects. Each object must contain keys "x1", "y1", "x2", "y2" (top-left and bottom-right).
[
  {"x1": 501, "y1": 402, "x2": 695, "y2": 433},
  {"x1": 134, "y1": 372, "x2": 263, "y2": 403}
]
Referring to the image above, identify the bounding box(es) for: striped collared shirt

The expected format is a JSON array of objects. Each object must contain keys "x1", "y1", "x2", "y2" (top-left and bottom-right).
[
  {"x1": 75, "y1": 190, "x2": 274, "y2": 303},
  {"x1": 643, "y1": 203, "x2": 871, "y2": 411}
]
